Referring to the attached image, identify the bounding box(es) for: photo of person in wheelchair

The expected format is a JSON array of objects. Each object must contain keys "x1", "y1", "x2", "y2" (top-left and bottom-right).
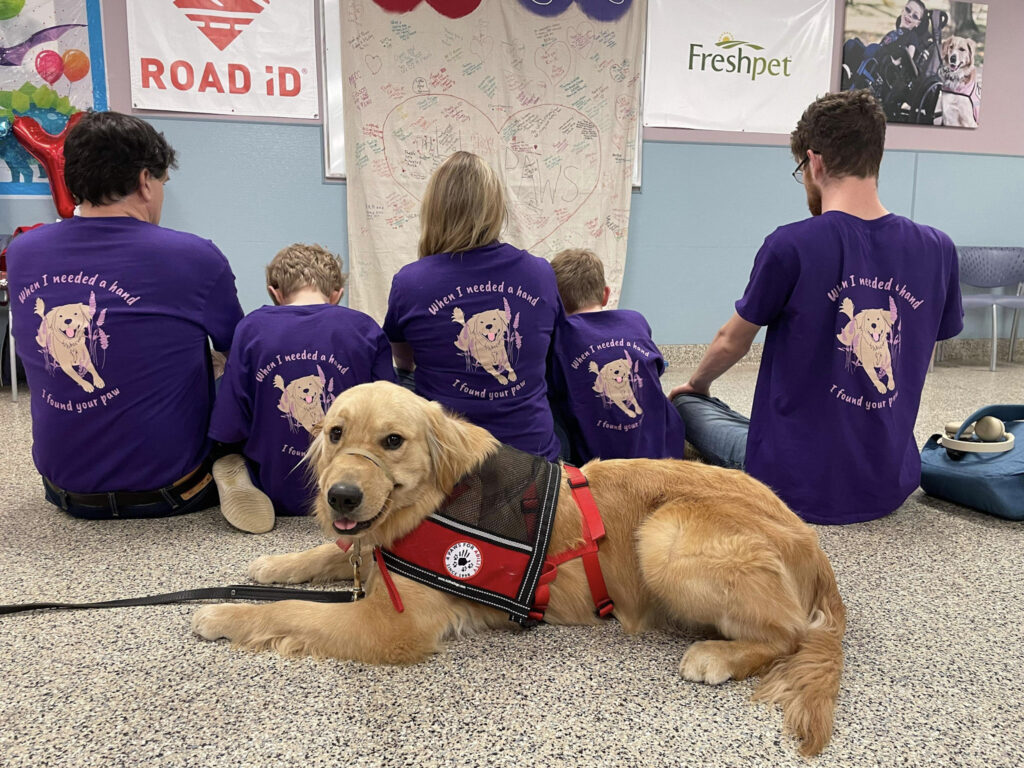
[{"x1": 841, "y1": 1, "x2": 986, "y2": 128}]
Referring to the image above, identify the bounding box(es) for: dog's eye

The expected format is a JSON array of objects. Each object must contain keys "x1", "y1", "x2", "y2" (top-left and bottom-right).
[
  {"x1": 383, "y1": 433, "x2": 404, "y2": 450},
  {"x1": 329, "y1": 426, "x2": 343, "y2": 443}
]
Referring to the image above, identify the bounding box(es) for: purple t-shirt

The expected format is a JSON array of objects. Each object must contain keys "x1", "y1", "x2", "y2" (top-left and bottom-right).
[
  {"x1": 383, "y1": 242, "x2": 562, "y2": 460},
  {"x1": 209, "y1": 304, "x2": 396, "y2": 516},
  {"x1": 735, "y1": 212, "x2": 963, "y2": 524},
  {"x1": 6, "y1": 216, "x2": 243, "y2": 492},
  {"x1": 549, "y1": 309, "x2": 686, "y2": 463}
]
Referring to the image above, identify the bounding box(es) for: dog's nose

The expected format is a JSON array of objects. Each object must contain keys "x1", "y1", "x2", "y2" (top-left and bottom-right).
[
  {"x1": 64, "y1": 318, "x2": 72, "y2": 324},
  {"x1": 328, "y1": 483, "x2": 363, "y2": 514}
]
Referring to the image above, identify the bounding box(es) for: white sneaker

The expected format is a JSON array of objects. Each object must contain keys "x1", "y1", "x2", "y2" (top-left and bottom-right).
[{"x1": 213, "y1": 455, "x2": 275, "y2": 534}]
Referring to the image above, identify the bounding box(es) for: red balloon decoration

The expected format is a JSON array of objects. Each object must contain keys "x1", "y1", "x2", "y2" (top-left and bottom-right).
[
  {"x1": 12, "y1": 111, "x2": 86, "y2": 219},
  {"x1": 35, "y1": 49, "x2": 64, "y2": 85}
]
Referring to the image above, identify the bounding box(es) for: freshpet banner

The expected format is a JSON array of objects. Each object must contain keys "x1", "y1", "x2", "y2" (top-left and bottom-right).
[
  {"x1": 643, "y1": 0, "x2": 834, "y2": 133},
  {"x1": 126, "y1": 0, "x2": 318, "y2": 118}
]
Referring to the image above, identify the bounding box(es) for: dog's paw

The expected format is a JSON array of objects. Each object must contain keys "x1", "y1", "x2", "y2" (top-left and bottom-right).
[
  {"x1": 873, "y1": 381, "x2": 886, "y2": 394},
  {"x1": 93, "y1": 376, "x2": 105, "y2": 389},
  {"x1": 248, "y1": 553, "x2": 303, "y2": 584},
  {"x1": 680, "y1": 642, "x2": 732, "y2": 685},
  {"x1": 192, "y1": 604, "x2": 241, "y2": 641},
  {"x1": 80, "y1": 382, "x2": 95, "y2": 394}
]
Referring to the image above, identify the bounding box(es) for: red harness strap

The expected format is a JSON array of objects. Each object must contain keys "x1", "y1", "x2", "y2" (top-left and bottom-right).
[
  {"x1": 361, "y1": 465, "x2": 614, "y2": 623},
  {"x1": 527, "y1": 465, "x2": 614, "y2": 622}
]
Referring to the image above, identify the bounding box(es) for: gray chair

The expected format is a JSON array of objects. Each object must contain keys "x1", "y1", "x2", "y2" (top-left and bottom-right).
[{"x1": 954, "y1": 246, "x2": 1024, "y2": 371}]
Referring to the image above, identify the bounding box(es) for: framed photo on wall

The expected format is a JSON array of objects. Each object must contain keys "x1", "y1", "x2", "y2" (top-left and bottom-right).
[{"x1": 840, "y1": 0, "x2": 986, "y2": 128}]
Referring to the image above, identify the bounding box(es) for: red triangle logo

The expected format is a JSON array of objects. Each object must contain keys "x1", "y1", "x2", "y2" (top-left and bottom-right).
[{"x1": 174, "y1": 0, "x2": 269, "y2": 51}]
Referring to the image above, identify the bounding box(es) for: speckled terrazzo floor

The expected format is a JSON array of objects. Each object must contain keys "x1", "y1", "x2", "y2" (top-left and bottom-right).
[{"x1": 1, "y1": 359, "x2": 1023, "y2": 768}]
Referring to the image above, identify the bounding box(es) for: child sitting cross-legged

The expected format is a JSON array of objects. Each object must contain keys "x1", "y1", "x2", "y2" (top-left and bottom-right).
[
  {"x1": 547, "y1": 248, "x2": 686, "y2": 464},
  {"x1": 209, "y1": 243, "x2": 396, "y2": 533}
]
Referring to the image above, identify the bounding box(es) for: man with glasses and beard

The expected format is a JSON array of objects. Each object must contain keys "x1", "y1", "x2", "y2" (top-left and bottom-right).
[{"x1": 670, "y1": 90, "x2": 962, "y2": 526}]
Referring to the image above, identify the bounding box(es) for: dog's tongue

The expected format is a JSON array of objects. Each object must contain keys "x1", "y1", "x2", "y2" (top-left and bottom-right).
[
  {"x1": 305, "y1": 395, "x2": 314, "y2": 404},
  {"x1": 872, "y1": 332, "x2": 881, "y2": 342},
  {"x1": 334, "y1": 518, "x2": 357, "y2": 532},
  {"x1": 65, "y1": 328, "x2": 75, "y2": 338},
  {"x1": 487, "y1": 333, "x2": 496, "y2": 342}
]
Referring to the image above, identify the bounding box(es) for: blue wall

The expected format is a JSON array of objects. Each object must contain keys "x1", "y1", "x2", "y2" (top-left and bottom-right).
[{"x1": 3, "y1": 119, "x2": 1022, "y2": 344}]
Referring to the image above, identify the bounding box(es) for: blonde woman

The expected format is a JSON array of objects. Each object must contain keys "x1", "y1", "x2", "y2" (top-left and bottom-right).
[{"x1": 383, "y1": 151, "x2": 563, "y2": 460}]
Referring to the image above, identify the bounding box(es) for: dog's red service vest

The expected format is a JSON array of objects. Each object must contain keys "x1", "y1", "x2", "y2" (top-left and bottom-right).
[{"x1": 339, "y1": 446, "x2": 613, "y2": 626}]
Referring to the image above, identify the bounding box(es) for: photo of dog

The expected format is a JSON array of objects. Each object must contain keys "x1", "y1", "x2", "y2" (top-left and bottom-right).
[
  {"x1": 937, "y1": 34, "x2": 980, "y2": 127},
  {"x1": 836, "y1": 297, "x2": 897, "y2": 394},
  {"x1": 452, "y1": 305, "x2": 518, "y2": 385},
  {"x1": 33, "y1": 298, "x2": 105, "y2": 393},
  {"x1": 274, "y1": 374, "x2": 326, "y2": 434},
  {"x1": 590, "y1": 355, "x2": 643, "y2": 418},
  {"x1": 193, "y1": 382, "x2": 846, "y2": 756}
]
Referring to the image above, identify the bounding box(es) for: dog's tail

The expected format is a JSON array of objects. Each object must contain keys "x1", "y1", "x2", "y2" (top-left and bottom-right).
[{"x1": 752, "y1": 552, "x2": 846, "y2": 757}]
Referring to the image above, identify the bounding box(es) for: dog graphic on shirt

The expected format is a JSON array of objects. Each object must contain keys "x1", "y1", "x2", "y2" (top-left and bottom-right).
[
  {"x1": 452, "y1": 304, "x2": 518, "y2": 386},
  {"x1": 34, "y1": 298, "x2": 106, "y2": 393},
  {"x1": 836, "y1": 297, "x2": 897, "y2": 394},
  {"x1": 274, "y1": 374, "x2": 326, "y2": 434},
  {"x1": 590, "y1": 353, "x2": 643, "y2": 418}
]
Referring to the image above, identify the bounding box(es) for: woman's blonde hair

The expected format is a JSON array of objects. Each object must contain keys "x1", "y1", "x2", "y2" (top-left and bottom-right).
[{"x1": 418, "y1": 151, "x2": 506, "y2": 259}]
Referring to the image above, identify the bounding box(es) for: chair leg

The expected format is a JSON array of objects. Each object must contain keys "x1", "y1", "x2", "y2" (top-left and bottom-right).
[
  {"x1": 1009, "y1": 283, "x2": 1022, "y2": 363},
  {"x1": 990, "y1": 304, "x2": 998, "y2": 372}
]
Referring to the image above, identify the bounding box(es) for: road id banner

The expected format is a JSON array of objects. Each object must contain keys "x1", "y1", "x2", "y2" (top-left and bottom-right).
[
  {"x1": 340, "y1": 0, "x2": 646, "y2": 320},
  {"x1": 127, "y1": 0, "x2": 319, "y2": 118},
  {"x1": 643, "y1": 0, "x2": 834, "y2": 134}
]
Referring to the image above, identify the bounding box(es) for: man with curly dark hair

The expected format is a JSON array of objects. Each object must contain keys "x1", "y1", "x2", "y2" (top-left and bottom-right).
[
  {"x1": 670, "y1": 90, "x2": 963, "y2": 525},
  {"x1": 6, "y1": 110, "x2": 243, "y2": 520}
]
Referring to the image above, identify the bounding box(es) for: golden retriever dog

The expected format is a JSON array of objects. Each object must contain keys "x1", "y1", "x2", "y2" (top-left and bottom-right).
[
  {"x1": 452, "y1": 306, "x2": 517, "y2": 385},
  {"x1": 937, "y1": 35, "x2": 979, "y2": 128},
  {"x1": 193, "y1": 382, "x2": 846, "y2": 756},
  {"x1": 33, "y1": 298, "x2": 105, "y2": 393},
  {"x1": 836, "y1": 297, "x2": 896, "y2": 394},
  {"x1": 274, "y1": 374, "x2": 326, "y2": 434},
  {"x1": 589, "y1": 356, "x2": 642, "y2": 418}
]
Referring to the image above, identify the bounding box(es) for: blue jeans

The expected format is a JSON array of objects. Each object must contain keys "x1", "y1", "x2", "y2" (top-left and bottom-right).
[{"x1": 672, "y1": 393, "x2": 749, "y2": 470}]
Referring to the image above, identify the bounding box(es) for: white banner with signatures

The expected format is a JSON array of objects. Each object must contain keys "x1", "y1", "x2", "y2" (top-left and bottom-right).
[
  {"x1": 644, "y1": 0, "x2": 834, "y2": 133},
  {"x1": 126, "y1": 0, "x2": 319, "y2": 119},
  {"x1": 337, "y1": 0, "x2": 646, "y2": 321}
]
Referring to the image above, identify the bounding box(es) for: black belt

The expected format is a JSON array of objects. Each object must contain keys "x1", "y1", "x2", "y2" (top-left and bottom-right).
[{"x1": 44, "y1": 458, "x2": 214, "y2": 509}]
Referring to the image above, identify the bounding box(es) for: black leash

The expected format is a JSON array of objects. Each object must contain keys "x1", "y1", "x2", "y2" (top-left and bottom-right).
[{"x1": 0, "y1": 584, "x2": 363, "y2": 616}]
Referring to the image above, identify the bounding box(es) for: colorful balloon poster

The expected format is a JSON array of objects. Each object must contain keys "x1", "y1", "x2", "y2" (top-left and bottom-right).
[{"x1": 0, "y1": 0, "x2": 107, "y2": 195}]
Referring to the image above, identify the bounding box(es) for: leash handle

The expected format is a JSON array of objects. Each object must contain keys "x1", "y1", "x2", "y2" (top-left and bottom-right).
[{"x1": 0, "y1": 585, "x2": 362, "y2": 616}]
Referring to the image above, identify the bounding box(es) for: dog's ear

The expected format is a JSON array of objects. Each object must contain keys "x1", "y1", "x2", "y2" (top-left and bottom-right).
[
  {"x1": 966, "y1": 38, "x2": 976, "y2": 63},
  {"x1": 79, "y1": 304, "x2": 93, "y2": 324},
  {"x1": 941, "y1": 37, "x2": 951, "y2": 57},
  {"x1": 425, "y1": 401, "x2": 498, "y2": 493}
]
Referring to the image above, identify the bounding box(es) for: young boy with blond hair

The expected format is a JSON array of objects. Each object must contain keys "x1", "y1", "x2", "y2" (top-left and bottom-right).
[
  {"x1": 209, "y1": 244, "x2": 395, "y2": 533},
  {"x1": 548, "y1": 248, "x2": 685, "y2": 464}
]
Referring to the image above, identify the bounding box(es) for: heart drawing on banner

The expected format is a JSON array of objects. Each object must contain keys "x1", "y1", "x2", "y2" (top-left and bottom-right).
[
  {"x1": 535, "y1": 41, "x2": 571, "y2": 86},
  {"x1": 381, "y1": 95, "x2": 600, "y2": 250}
]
